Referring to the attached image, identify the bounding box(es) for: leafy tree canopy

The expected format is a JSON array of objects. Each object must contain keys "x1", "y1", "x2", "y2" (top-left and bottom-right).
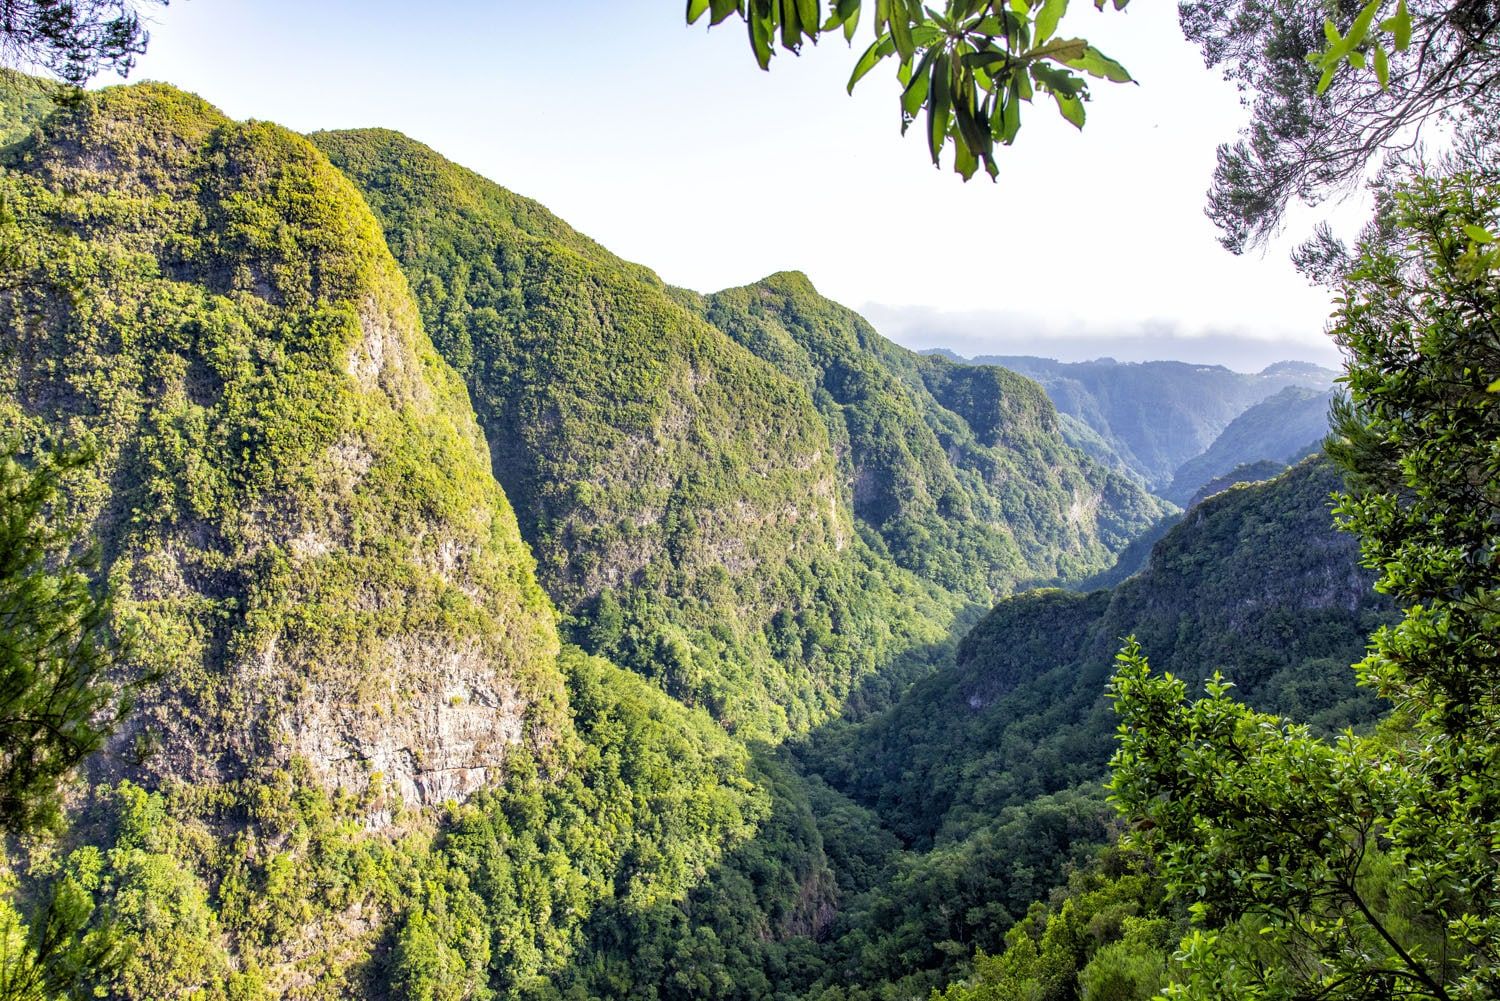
[
  {"x1": 1107, "y1": 169, "x2": 1500, "y2": 1001},
  {"x1": 0, "y1": 1, "x2": 162, "y2": 85},
  {"x1": 687, "y1": 0, "x2": 1133, "y2": 179},
  {"x1": 1180, "y1": 0, "x2": 1492, "y2": 252}
]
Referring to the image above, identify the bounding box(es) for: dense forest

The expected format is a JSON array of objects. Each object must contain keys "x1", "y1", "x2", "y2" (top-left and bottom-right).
[{"x1": 1, "y1": 0, "x2": 1497, "y2": 994}]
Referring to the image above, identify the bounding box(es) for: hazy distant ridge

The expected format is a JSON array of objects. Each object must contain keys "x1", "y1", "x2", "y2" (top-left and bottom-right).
[{"x1": 926, "y1": 351, "x2": 1337, "y2": 490}]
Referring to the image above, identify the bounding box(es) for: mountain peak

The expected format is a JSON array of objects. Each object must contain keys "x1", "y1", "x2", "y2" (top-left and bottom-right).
[{"x1": 756, "y1": 269, "x2": 819, "y2": 296}]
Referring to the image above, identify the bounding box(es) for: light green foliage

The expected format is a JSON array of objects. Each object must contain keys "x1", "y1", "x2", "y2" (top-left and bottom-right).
[
  {"x1": 0, "y1": 844, "x2": 119, "y2": 1001},
  {"x1": 0, "y1": 80, "x2": 564, "y2": 794},
  {"x1": 701, "y1": 273, "x2": 1166, "y2": 599},
  {"x1": 0, "y1": 78, "x2": 767, "y2": 1000},
  {"x1": 310, "y1": 127, "x2": 963, "y2": 739},
  {"x1": 687, "y1": 0, "x2": 1133, "y2": 179},
  {"x1": 930, "y1": 846, "x2": 1173, "y2": 1001},
  {"x1": 1106, "y1": 174, "x2": 1500, "y2": 1000},
  {"x1": 1308, "y1": 0, "x2": 1411, "y2": 93}
]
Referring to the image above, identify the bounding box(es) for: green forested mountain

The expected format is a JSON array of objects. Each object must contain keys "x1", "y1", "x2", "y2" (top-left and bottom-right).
[
  {"x1": 1162, "y1": 385, "x2": 1333, "y2": 504},
  {"x1": 1080, "y1": 456, "x2": 1301, "y2": 591},
  {"x1": 699, "y1": 275, "x2": 1168, "y2": 598},
  {"x1": 1184, "y1": 457, "x2": 1289, "y2": 508},
  {"x1": 0, "y1": 80, "x2": 769, "y2": 1000},
  {"x1": 951, "y1": 354, "x2": 1336, "y2": 489},
  {"x1": 513, "y1": 459, "x2": 1393, "y2": 1001},
  {"x1": 309, "y1": 128, "x2": 1161, "y2": 737},
  {"x1": 308, "y1": 128, "x2": 962, "y2": 739}
]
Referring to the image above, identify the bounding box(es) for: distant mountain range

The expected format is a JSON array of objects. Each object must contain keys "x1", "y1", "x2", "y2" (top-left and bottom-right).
[{"x1": 926, "y1": 350, "x2": 1338, "y2": 500}]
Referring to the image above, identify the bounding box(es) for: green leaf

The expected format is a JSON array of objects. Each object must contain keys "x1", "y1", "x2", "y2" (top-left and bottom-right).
[
  {"x1": 1065, "y1": 44, "x2": 1132, "y2": 82},
  {"x1": 1034, "y1": 0, "x2": 1066, "y2": 43},
  {"x1": 749, "y1": 9, "x2": 774, "y2": 68},
  {"x1": 1343, "y1": 0, "x2": 1383, "y2": 53},
  {"x1": 889, "y1": 0, "x2": 916, "y2": 58},
  {"x1": 1464, "y1": 225, "x2": 1495, "y2": 245},
  {"x1": 795, "y1": 0, "x2": 820, "y2": 36},
  {"x1": 928, "y1": 52, "x2": 952, "y2": 164},
  {"x1": 1026, "y1": 37, "x2": 1088, "y2": 64},
  {"x1": 902, "y1": 47, "x2": 937, "y2": 117},
  {"x1": 953, "y1": 135, "x2": 979, "y2": 179},
  {"x1": 781, "y1": 0, "x2": 803, "y2": 49},
  {"x1": 1374, "y1": 43, "x2": 1389, "y2": 87},
  {"x1": 1053, "y1": 90, "x2": 1085, "y2": 128},
  {"x1": 838, "y1": 0, "x2": 861, "y2": 41},
  {"x1": 1387, "y1": 0, "x2": 1411, "y2": 50},
  {"x1": 687, "y1": 0, "x2": 711, "y2": 22},
  {"x1": 847, "y1": 34, "x2": 895, "y2": 92}
]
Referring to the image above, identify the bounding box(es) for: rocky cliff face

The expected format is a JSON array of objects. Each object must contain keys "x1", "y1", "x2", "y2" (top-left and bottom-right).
[{"x1": 0, "y1": 83, "x2": 565, "y2": 811}]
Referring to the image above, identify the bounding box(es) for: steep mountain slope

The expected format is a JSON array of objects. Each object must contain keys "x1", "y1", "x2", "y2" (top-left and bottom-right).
[
  {"x1": 957, "y1": 354, "x2": 1336, "y2": 488},
  {"x1": 801, "y1": 458, "x2": 1393, "y2": 851},
  {"x1": 0, "y1": 81, "x2": 765, "y2": 1000},
  {"x1": 311, "y1": 129, "x2": 960, "y2": 738},
  {"x1": 699, "y1": 274, "x2": 1168, "y2": 599},
  {"x1": 1163, "y1": 385, "x2": 1333, "y2": 503},
  {"x1": 0, "y1": 82, "x2": 561, "y2": 806}
]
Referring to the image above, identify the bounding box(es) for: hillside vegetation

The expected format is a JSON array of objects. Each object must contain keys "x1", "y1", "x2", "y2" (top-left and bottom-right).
[
  {"x1": 0, "y1": 80, "x2": 768, "y2": 1000},
  {"x1": 702, "y1": 274, "x2": 1168, "y2": 599},
  {"x1": 310, "y1": 128, "x2": 963, "y2": 739},
  {"x1": 801, "y1": 459, "x2": 1393, "y2": 851},
  {"x1": 0, "y1": 76, "x2": 1408, "y2": 1001}
]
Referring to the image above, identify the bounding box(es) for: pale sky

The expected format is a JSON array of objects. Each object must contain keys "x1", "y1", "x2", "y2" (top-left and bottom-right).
[{"x1": 120, "y1": 1, "x2": 1355, "y2": 368}]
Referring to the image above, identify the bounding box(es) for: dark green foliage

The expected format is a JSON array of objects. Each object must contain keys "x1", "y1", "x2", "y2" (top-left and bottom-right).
[
  {"x1": 701, "y1": 274, "x2": 1166, "y2": 600},
  {"x1": 1106, "y1": 173, "x2": 1500, "y2": 1000},
  {"x1": 687, "y1": 0, "x2": 1134, "y2": 181},
  {"x1": 969, "y1": 354, "x2": 1335, "y2": 489},
  {"x1": 1074, "y1": 511, "x2": 1179, "y2": 591},
  {"x1": 0, "y1": 448, "x2": 125, "y2": 834},
  {"x1": 310, "y1": 129, "x2": 963, "y2": 739},
  {"x1": 931, "y1": 845, "x2": 1174, "y2": 1001},
  {"x1": 1184, "y1": 458, "x2": 1288, "y2": 510},
  {"x1": 800, "y1": 459, "x2": 1393, "y2": 853},
  {"x1": 529, "y1": 767, "x2": 1115, "y2": 1001},
  {"x1": 1163, "y1": 386, "x2": 1331, "y2": 504}
]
